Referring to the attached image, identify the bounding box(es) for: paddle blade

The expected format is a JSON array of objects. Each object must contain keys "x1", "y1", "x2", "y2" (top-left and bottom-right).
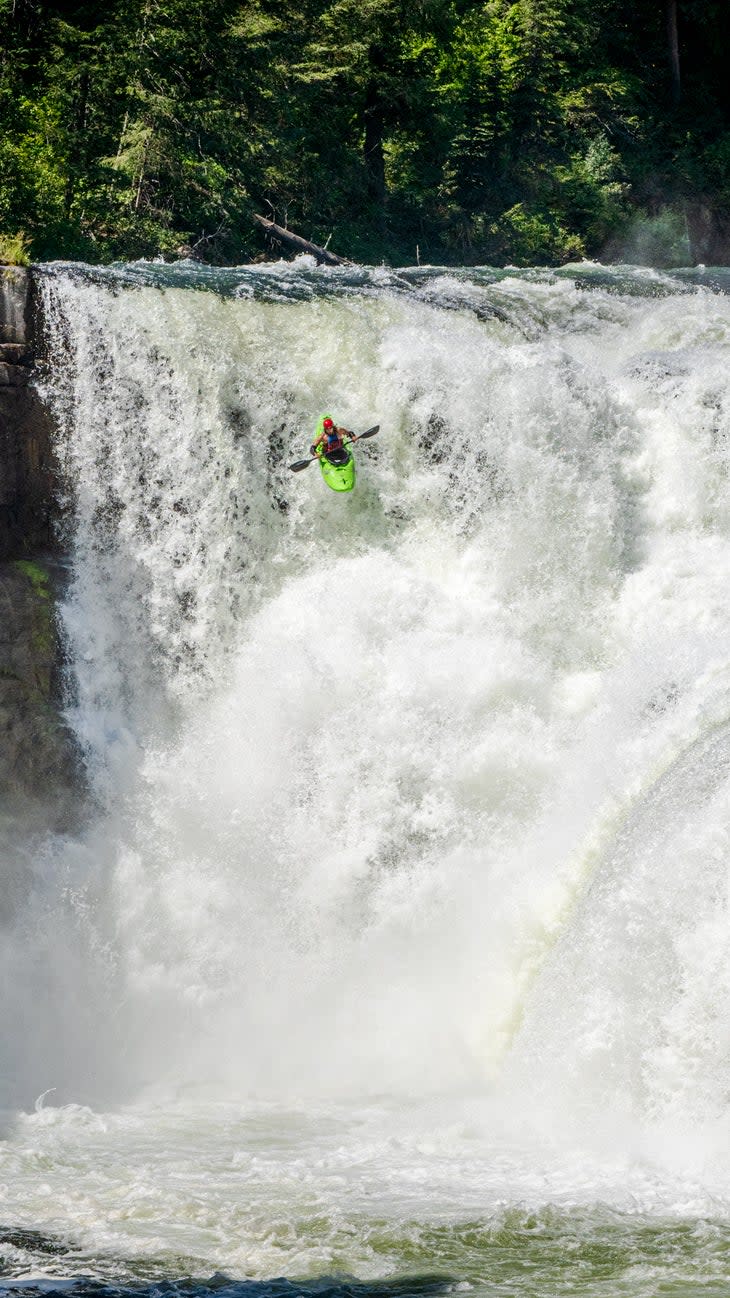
[
  {"x1": 288, "y1": 457, "x2": 314, "y2": 472},
  {"x1": 357, "y1": 424, "x2": 380, "y2": 439}
]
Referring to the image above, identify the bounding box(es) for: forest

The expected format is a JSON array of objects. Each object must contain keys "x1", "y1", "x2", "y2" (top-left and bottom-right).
[{"x1": 2, "y1": 0, "x2": 730, "y2": 268}]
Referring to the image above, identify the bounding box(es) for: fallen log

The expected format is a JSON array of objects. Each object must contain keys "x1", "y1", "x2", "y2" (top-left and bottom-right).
[{"x1": 253, "y1": 214, "x2": 349, "y2": 266}]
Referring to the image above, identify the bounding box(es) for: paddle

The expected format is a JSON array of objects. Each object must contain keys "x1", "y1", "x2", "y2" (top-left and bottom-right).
[{"x1": 288, "y1": 425, "x2": 380, "y2": 472}]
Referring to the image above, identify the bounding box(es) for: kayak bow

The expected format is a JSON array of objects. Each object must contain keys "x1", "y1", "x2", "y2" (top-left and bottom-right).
[{"x1": 315, "y1": 442, "x2": 356, "y2": 493}]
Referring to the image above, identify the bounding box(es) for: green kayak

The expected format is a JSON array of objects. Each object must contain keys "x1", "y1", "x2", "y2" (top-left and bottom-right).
[
  {"x1": 315, "y1": 443, "x2": 356, "y2": 493},
  {"x1": 287, "y1": 421, "x2": 378, "y2": 485}
]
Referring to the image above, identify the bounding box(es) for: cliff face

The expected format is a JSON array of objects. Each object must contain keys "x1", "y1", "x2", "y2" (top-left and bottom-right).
[
  {"x1": 0, "y1": 268, "x2": 83, "y2": 832},
  {"x1": 0, "y1": 267, "x2": 57, "y2": 559}
]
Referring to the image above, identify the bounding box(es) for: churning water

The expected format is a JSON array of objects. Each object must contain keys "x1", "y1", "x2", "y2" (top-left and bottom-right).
[{"x1": 3, "y1": 258, "x2": 730, "y2": 1296}]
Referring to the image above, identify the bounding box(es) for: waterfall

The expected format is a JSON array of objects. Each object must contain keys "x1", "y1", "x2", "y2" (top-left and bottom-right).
[{"x1": 3, "y1": 260, "x2": 730, "y2": 1283}]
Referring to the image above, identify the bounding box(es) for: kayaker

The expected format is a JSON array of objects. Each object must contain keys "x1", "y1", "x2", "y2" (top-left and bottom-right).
[{"x1": 311, "y1": 417, "x2": 357, "y2": 461}]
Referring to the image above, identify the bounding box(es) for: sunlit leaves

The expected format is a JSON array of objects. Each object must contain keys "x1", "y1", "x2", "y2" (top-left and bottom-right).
[{"x1": 2, "y1": 0, "x2": 730, "y2": 263}]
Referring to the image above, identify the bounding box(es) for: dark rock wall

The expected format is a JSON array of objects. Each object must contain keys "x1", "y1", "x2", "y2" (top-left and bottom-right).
[
  {"x1": 0, "y1": 267, "x2": 83, "y2": 829},
  {"x1": 0, "y1": 268, "x2": 57, "y2": 560},
  {"x1": 0, "y1": 558, "x2": 81, "y2": 830}
]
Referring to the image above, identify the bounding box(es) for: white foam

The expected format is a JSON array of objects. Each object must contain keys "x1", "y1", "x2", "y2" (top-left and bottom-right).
[{"x1": 3, "y1": 268, "x2": 730, "y2": 1267}]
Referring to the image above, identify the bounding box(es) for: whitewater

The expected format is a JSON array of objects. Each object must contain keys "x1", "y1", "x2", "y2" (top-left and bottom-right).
[{"x1": 3, "y1": 259, "x2": 730, "y2": 1296}]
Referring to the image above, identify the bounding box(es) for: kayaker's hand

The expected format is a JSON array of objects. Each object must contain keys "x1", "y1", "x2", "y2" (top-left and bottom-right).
[{"x1": 310, "y1": 444, "x2": 317, "y2": 455}]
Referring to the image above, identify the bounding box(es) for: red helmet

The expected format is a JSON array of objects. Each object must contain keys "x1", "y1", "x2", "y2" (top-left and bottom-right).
[{"x1": 323, "y1": 417, "x2": 334, "y2": 430}]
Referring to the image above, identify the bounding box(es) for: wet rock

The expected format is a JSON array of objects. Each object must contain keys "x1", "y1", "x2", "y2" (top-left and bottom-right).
[
  {"x1": 0, "y1": 360, "x2": 30, "y2": 386},
  {"x1": 0, "y1": 343, "x2": 33, "y2": 366},
  {"x1": 0, "y1": 266, "x2": 30, "y2": 345}
]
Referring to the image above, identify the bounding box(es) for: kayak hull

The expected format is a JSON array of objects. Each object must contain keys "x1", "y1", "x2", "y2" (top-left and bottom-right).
[{"x1": 316, "y1": 446, "x2": 356, "y2": 493}]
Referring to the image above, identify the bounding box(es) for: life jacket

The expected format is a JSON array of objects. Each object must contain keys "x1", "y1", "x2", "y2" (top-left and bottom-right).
[{"x1": 316, "y1": 414, "x2": 347, "y2": 459}]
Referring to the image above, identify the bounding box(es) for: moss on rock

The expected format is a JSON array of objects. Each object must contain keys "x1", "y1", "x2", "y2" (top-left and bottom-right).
[{"x1": 0, "y1": 557, "x2": 81, "y2": 829}]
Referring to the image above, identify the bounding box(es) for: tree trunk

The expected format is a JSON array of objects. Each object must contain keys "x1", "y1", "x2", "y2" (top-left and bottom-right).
[
  {"x1": 364, "y1": 79, "x2": 387, "y2": 237},
  {"x1": 64, "y1": 66, "x2": 90, "y2": 221},
  {"x1": 252, "y1": 214, "x2": 349, "y2": 265},
  {"x1": 666, "y1": 0, "x2": 680, "y2": 106}
]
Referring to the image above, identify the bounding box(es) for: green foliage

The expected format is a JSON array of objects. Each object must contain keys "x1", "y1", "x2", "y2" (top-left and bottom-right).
[
  {"x1": 2, "y1": 0, "x2": 730, "y2": 265},
  {"x1": 490, "y1": 204, "x2": 585, "y2": 265},
  {"x1": 0, "y1": 231, "x2": 31, "y2": 265}
]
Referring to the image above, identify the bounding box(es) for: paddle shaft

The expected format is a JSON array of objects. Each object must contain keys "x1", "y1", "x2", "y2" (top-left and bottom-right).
[{"x1": 288, "y1": 425, "x2": 380, "y2": 472}]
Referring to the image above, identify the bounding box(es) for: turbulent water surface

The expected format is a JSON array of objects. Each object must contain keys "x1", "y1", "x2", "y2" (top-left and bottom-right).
[{"x1": 3, "y1": 257, "x2": 730, "y2": 1296}]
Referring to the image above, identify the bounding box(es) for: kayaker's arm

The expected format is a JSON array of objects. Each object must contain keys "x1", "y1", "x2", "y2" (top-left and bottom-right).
[{"x1": 310, "y1": 425, "x2": 357, "y2": 456}]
